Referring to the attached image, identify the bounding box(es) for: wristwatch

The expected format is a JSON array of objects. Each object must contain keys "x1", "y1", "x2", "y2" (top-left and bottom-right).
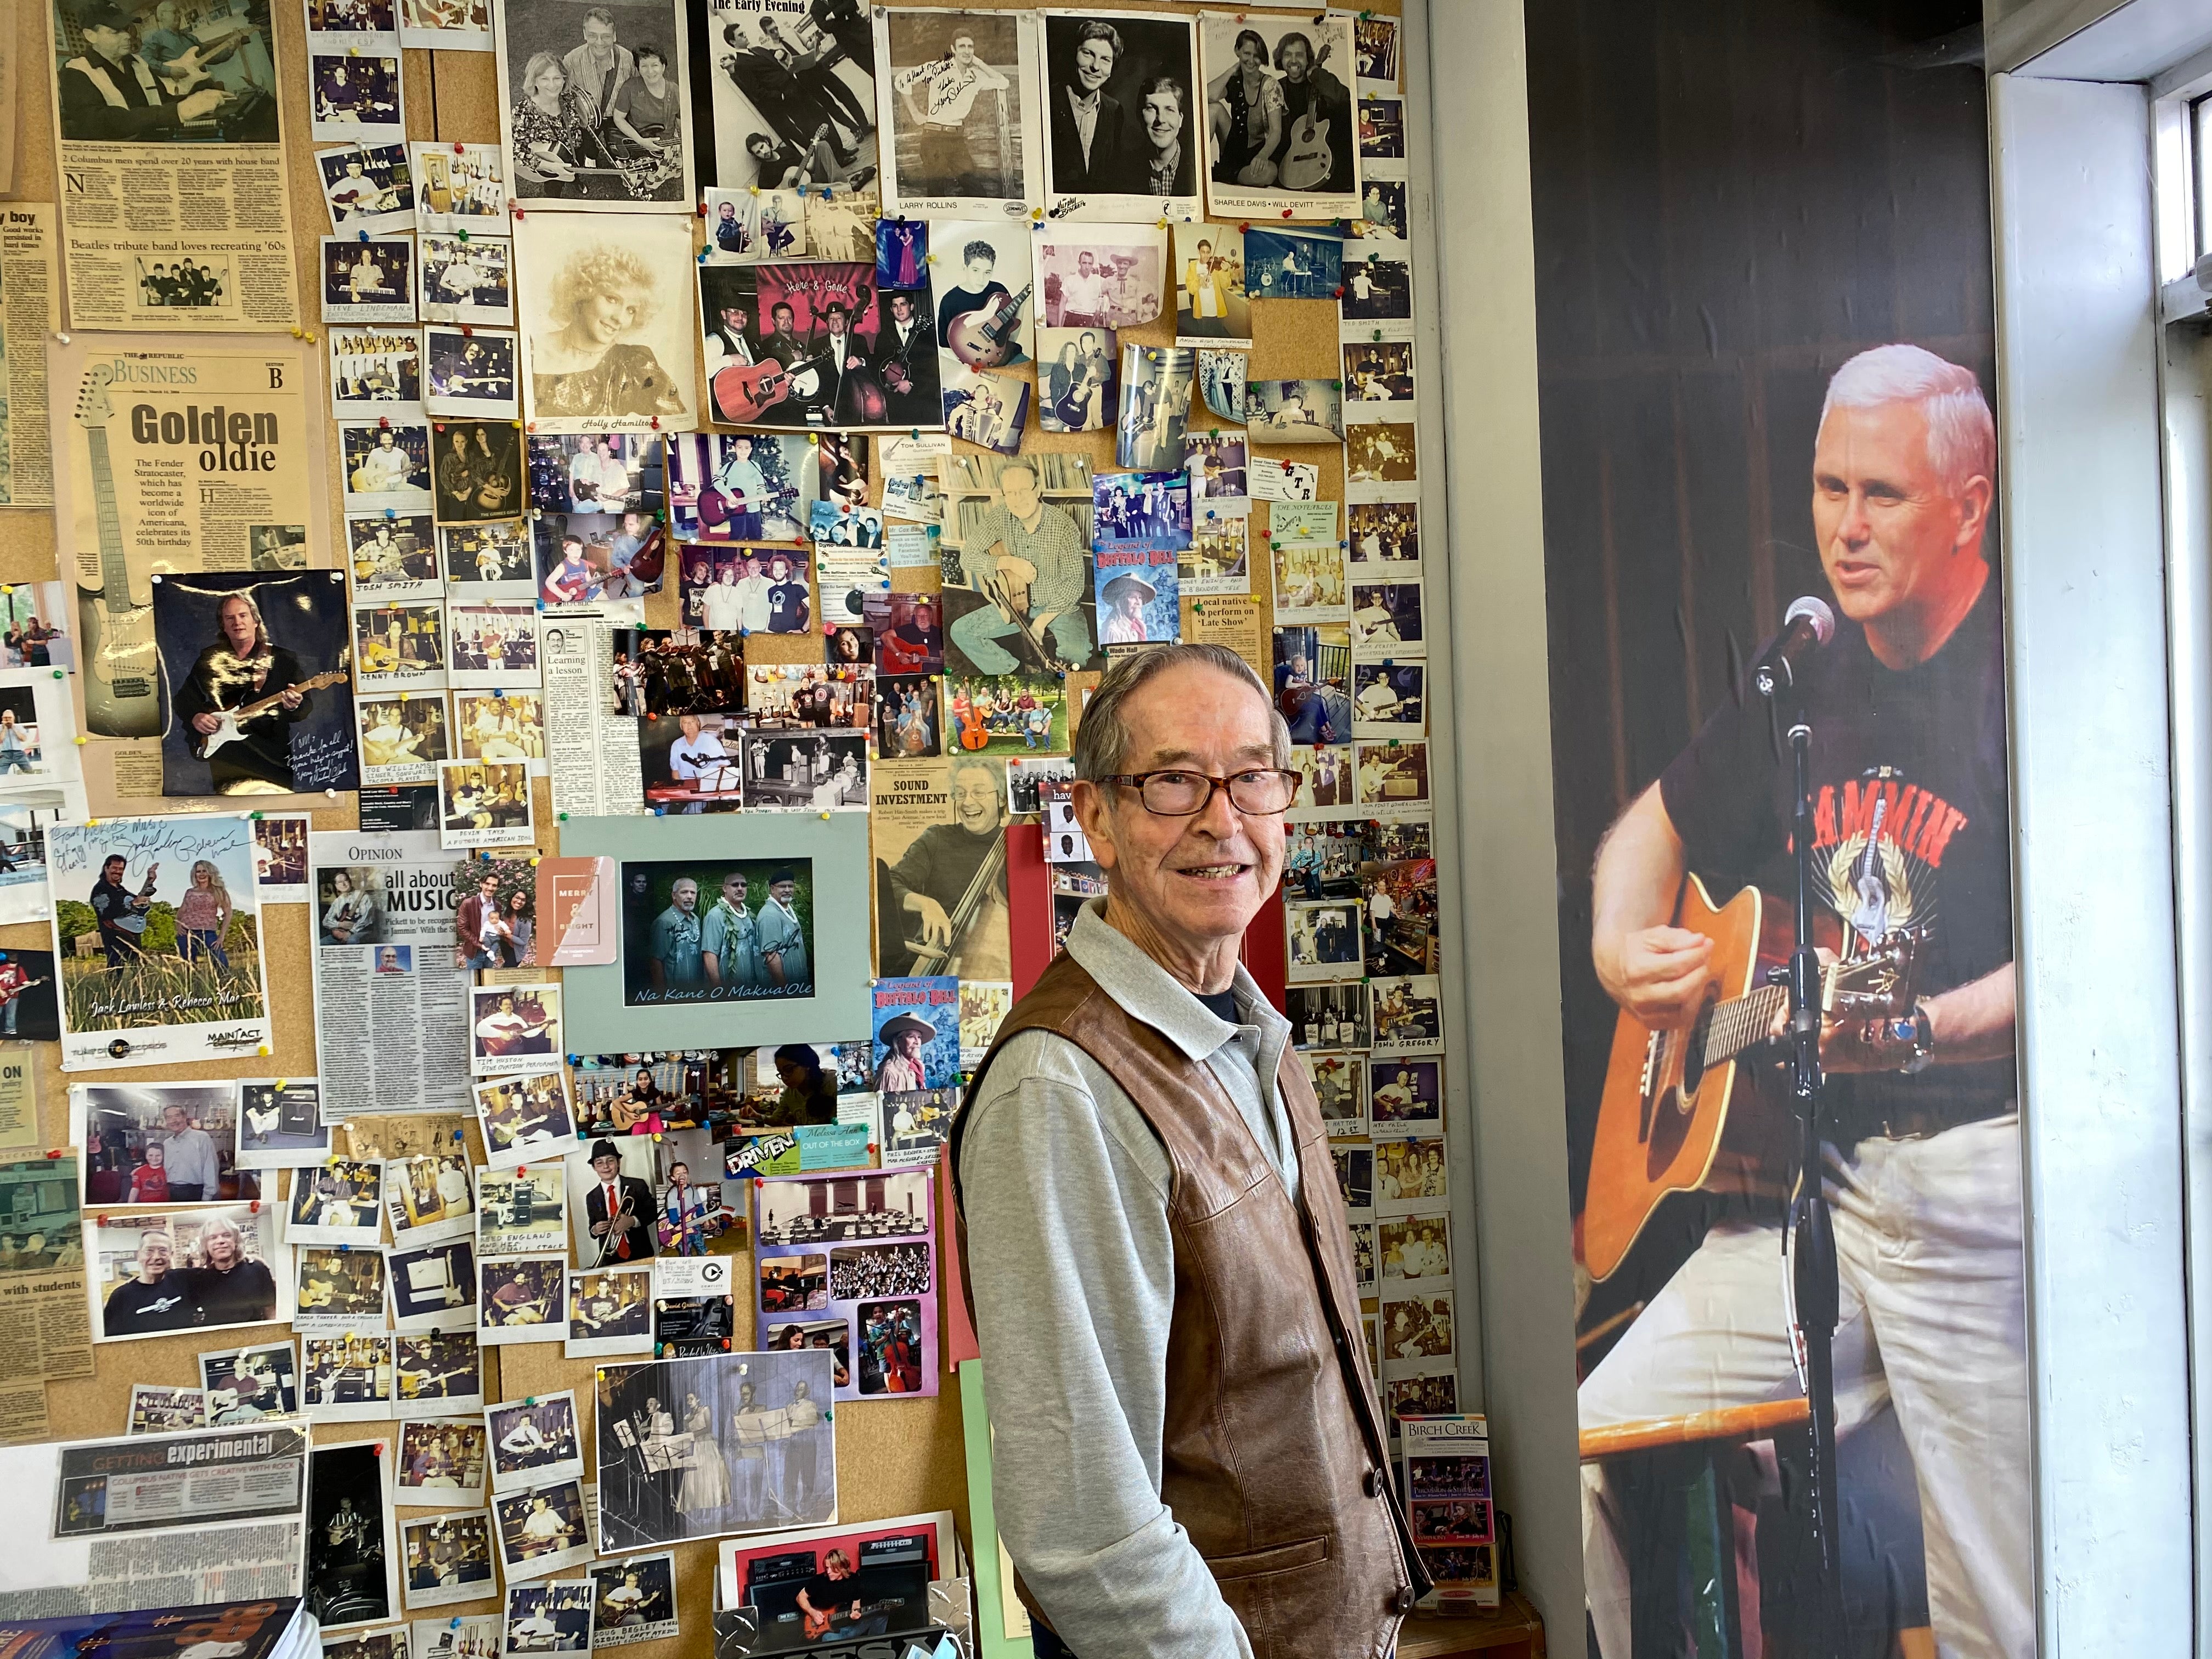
[{"x1": 1888, "y1": 1001, "x2": 1936, "y2": 1075}]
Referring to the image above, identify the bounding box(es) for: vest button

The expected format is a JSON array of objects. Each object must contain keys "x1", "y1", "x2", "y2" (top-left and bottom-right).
[
  {"x1": 1392, "y1": 1586, "x2": 1418, "y2": 1613},
  {"x1": 1363, "y1": 1466, "x2": 1382, "y2": 1498}
]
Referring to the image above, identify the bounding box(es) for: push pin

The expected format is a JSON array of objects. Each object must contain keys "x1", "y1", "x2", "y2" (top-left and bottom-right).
[
  {"x1": 358, "y1": 229, "x2": 371, "y2": 242},
  {"x1": 454, "y1": 141, "x2": 466, "y2": 155},
  {"x1": 378, "y1": 415, "x2": 391, "y2": 429},
  {"x1": 455, "y1": 228, "x2": 470, "y2": 243}
]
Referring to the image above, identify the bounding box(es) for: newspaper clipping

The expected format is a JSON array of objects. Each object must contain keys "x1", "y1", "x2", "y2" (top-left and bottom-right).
[
  {"x1": 541, "y1": 618, "x2": 642, "y2": 820},
  {"x1": 1, "y1": 205, "x2": 60, "y2": 507},
  {"x1": 310, "y1": 829, "x2": 475, "y2": 1120},
  {"x1": 44, "y1": 0, "x2": 300, "y2": 331},
  {"x1": 0, "y1": 1154, "x2": 92, "y2": 1445},
  {"x1": 46, "y1": 334, "x2": 325, "y2": 751}
]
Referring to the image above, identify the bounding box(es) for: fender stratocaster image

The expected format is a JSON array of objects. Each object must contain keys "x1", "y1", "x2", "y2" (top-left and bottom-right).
[
  {"x1": 73, "y1": 366, "x2": 160, "y2": 737},
  {"x1": 192, "y1": 668, "x2": 351, "y2": 760}
]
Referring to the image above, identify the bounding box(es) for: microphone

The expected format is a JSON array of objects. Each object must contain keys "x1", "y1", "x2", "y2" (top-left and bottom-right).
[{"x1": 1752, "y1": 595, "x2": 1836, "y2": 698}]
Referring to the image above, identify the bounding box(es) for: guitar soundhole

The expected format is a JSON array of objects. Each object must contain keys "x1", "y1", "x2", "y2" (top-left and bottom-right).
[{"x1": 1681, "y1": 984, "x2": 1719, "y2": 1098}]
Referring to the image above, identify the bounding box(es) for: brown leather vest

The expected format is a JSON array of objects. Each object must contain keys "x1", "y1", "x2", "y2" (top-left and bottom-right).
[{"x1": 951, "y1": 952, "x2": 1431, "y2": 1658}]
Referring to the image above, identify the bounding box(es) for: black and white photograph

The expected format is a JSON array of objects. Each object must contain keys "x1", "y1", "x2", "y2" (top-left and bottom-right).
[
  {"x1": 877, "y1": 7, "x2": 1039, "y2": 213},
  {"x1": 311, "y1": 48, "x2": 405, "y2": 143},
  {"x1": 740, "y1": 729, "x2": 868, "y2": 812},
  {"x1": 420, "y1": 233, "x2": 515, "y2": 326},
  {"x1": 515, "y1": 213, "x2": 698, "y2": 431},
  {"x1": 704, "y1": 0, "x2": 877, "y2": 194},
  {"x1": 414, "y1": 142, "x2": 507, "y2": 229},
  {"x1": 287, "y1": 1158, "x2": 385, "y2": 1246},
  {"x1": 151, "y1": 569, "x2": 361, "y2": 797},
  {"x1": 302, "y1": 1330, "x2": 399, "y2": 1421},
  {"x1": 1247, "y1": 377, "x2": 1344, "y2": 442},
  {"x1": 488, "y1": 1391, "x2": 584, "y2": 1493},
  {"x1": 443, "y1": 522, "x2": 536, "y2": 594},
  {"x1": 478, "y1": 1253, "x2": 571, "y2": 1346},
  {"x1": 588, "y1": 1552, "x2": 678, "y2": 1646},
  {"x1": 1198, "y1": 9, "x2": 1361, "y2": 221},
  {"x1": 426, "y1": 326, "x2": 520, "y2": 419},
  {"x1": 1037, "y1": 12, "x2": 1200, "y2": 220},
  {"x1": 295, "y1": 1245, "x2": 388, "y2": 1333},
  {"x1": 592, "y1": 1350, "x2": 836, "y2": 1550},
  {"x1": 567, "y1": 1264, "x2": 654, "y2": 1358},
  {"x1": 502, "y1": 1579, "x2": 595, "y2": 1655},
  {"x1": 1036, "y1": 326, "x2": 1116, "y2": 433},
  {"x1": 446, "y1": 600, "x2": 541, "y2": 688},
  {"x1": 320, "y1": 145, "x2": 419, "y2": 234},
  {"x1": 474, "y1": 1070, "x2": 573, "y2": 1167},
  {"x1": 395, "y1": 1329, "x2": 485, "y2": 1416},
  {"x1": 238, "y1": 1077, "x2": 331, "y2": 1166},
  {"x1": 476, "y1": 1163, "x2": 569, "y2": 1256},
  {"x1": 400, "y1": 1510, "x2": 498, "y2": 1610},
  {"x1": 330, "y1": 328, "x2": 426, "y2": 416},
  {"x1": 200, "y1": 1340, "x2": 301, "y2": 1420},
  {"x1": 397, "y1": 1419, "x2": 488, "y2": 1502},
  {"x1": 493, "y1": 1479, "x2": 594, "y2": 1580},
  {"x1": 321, "y1": 236, "x2": 419, "y2": 326},
  {"x1": 349, "y1": 514, "x2": 441, "y2": 598},
  {"x1": 390, "y1": 1237, "x2": 480, "y2": 1334},
  {"x1": 1286, "y1": 898, "x2": 1363, "y2": 983},
  {"x1": 1116, "y1": 343, "x2": 1194, "y2": 471},
  {"x1": 342, "y1": 421, "x2": 435, "y2": 510},
  {"x1": 305, "y1": 1438, "x2": 400, "y2": 1632},
  {"x1": 496, "y1": 0, "x2": 691, "y2": 208}
]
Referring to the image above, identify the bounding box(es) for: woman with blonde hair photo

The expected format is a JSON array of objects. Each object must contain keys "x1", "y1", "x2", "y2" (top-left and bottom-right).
[
  {"x1": 509, "y1": 53, "x2": 599, "y2": 197},
  {"x1": 176, "y1": 860, "x2": 234, "y2": 969},
  {"x1": 528, "y1": 242, "x2": 690, "y2": 421}
]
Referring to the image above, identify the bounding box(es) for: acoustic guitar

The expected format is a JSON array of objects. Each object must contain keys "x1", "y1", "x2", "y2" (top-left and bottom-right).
[
  {"x1": 709, "y1": 359, "x2": 791, "y2": 424},
  {"x1": 1279, "y1": 111, "x2": 1335, "y2": 191},
  {"x1": 1578, "y1": 872, "x2": 1924, "y2": 1283}
]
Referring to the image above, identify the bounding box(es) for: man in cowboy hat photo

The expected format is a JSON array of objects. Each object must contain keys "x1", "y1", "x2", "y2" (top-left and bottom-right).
[
  {"x1": 873, "y1": 1011, "x2": 936, "y2": 1093},
  {"x1": 952, "y1": 643, "x2": 1425, "y2": 1659},
  {"x1": 1097, "y1": 571, "x2": 1158, "y2": 646}
]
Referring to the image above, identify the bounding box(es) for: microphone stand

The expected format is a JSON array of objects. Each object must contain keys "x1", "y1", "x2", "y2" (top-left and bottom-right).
[{"x1": 1769, "y1": 684, "x2": 1846, "y2": 1654}]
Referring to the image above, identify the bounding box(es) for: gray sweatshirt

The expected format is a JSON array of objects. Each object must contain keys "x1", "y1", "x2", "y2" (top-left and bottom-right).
[{"x1": 958, "y1": 902, "x2": 1297, "y2": 1659}]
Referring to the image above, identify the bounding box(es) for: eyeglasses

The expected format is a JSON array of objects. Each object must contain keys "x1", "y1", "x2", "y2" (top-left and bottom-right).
[{"x1": 1101, "y1": 768, "x2": 1299, "y2": 816}]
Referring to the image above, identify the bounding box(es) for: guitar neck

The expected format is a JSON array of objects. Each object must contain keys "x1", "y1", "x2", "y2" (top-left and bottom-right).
[
  {"x1": 85, "y1": 428, "x2": 133, "y2": 611},
  {"x1": 1702, "y1": 983, "x2": 1785, "y2": 1071}
]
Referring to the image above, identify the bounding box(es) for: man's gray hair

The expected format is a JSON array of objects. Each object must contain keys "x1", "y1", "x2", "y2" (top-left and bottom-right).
[
  {"x1": 1071, "y1": 644, "x2": 1292, "y2": 781},
  {"x1": 1819, "y1": 343, "x2": 1994, "y2": 500}
]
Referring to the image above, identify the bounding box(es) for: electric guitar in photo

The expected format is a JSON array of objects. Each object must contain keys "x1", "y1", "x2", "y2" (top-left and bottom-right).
[
  {"x1": 191, "y1": 668, "x2": 351, "y2": 761},
  {"x1": 73, "y1": 366, "x2": 160, "y2": 737},
  {"x1": 946, "y1": 281, "x2": 1034, "y2": 368}
]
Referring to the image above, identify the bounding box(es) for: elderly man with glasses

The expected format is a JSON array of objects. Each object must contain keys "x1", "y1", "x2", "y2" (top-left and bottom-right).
[{"x1": 951, "y1": 644, "x2": 1426, "y2": 1659}]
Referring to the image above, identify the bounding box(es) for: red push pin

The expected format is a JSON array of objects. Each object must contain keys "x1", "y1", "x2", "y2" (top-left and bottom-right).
[
  {"x1": 1333, "y1": 286, "x2": 1344, "y2": 299},
  {"x1": 460, "y1": 323, "x2": 473, "y2": 337},
  {"x1": 379, "y1": 415, "x2": 391, "y2": 428},
  {"x1": 650, "y1": 415, "x2": 662, "y2": 430},
  {"x1": 1280, "y1": 207, "x2": 1294, "y2": 219},
  {"x1": 453, "y1": 140, "x2": 465, "y2": 155}
]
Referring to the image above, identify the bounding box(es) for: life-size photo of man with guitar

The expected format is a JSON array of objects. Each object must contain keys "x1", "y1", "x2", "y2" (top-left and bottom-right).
[{"x1": 1577, "y1": 346, "x2": 2028, "y2": 1658}]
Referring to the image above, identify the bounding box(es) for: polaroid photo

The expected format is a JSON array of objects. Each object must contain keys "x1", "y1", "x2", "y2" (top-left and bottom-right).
[
  {"x1": 1357, "y1": 176, "x2": 1409, "y2": 241},
  {"x1": 388, "y1": 1237, "x2": 479, "y2": 1334},
  {"x1": 307, "y1": 1438, "x2": 403, "y2": 1631},
  {"x1": 1381, "y1": 1294, "x2": 1457, "y2": 1382},
  {"x1": 400, "y1": 1510, "x2": 499, "y2": 1610},
  {"x1": 1248, "y1": 378, "x2": 1345, "y2": 443},
  {"x1": 479, "y1": 1253, "x2": 569, "y2": 1347},
  {"x1": 341, "y1": 421, "x2": 434, "y2": 511},
  {"x1": 475, "y1": 1071, "x2": 576, "y2": 1173},
  {"x1": 494, "y1": 0, "x2": 692, "y2": 211},
  {"x1": 426, "y1": 327, "x2": 520, "y2": 419},
  {"x1": 1348, "y1": 499, "x2": 1420, "y2": 568},
  {"x1": 588, "y1": 1552, "x2": 676, "y2": 1646},
  {"x1": 348, "y1": 512, "x2": 441, "y2": 600},
  {"x1": 1350, "y1": 578, "x2": 1424, "y2": 659},
  {"x1": 493, "y1": 1479, "x2": 594, "y2": 1579},
  {"x1": 1355, "y1": 738, "x2": 1430, "y2": 817},
  {"x1": 1378, "y1": 1206, "x2": 1452, "y2": 1287},
  {"x1": 1369, "y1": 1056, "x2": 1443, "y2": 1133},
  {"x1": 438, "y1": 759, "x2": 534, "y2": 852},
  {"x1": 1354, "y1": 12, "x2": 1400, "y2": 86},
  {"x1": 1273, "y1": 536, "x2": 1348, "y2": 625},
  {"x1": 311, "y1": 49, "x2": 404, "y2": 143},
  {"x1": 470, "y1": 984, "x2": 565, "y2": 1079},
  {"x1": 487, "y1": 1391, "x2": 584, "y2": 1495},
  {"x1": 397, "y1": 1418, "x2": 489, "y2": 1504},
  {"x1": 321, "y1": 144, "x2": 419, "y2": 234},
  {"x1": 302, "y1": 1329, "x2": 399, "y2": 1421},
  {"x1": 412, "y1": 143, "x2": 507, "y2": 232},
  {"x1": 1333, "y1": 1143, "x2": 1373, "y2": 1218},
  {"x1": 356, "y1": 599, "x2": 447, "y2": 690},
  {"x1": 199, "y1": 1339, "x2": 301, "y2": 1420},
  {"x1": 251, "y1": 815, "x2": 312, "y2": 905},
  {"x1": 1286, "y1": 898, "x2": 1363, "y2": 983},
  {"x1": 1308, "y1": 1050, "x2": 1367, "y2": 1139},
  {"x1": 126, "y1": 1383, "x2": 207, "y2": 1435},
  {"x1": 400, "y1": 0, "x2": 489, "y2": 50},
  {"x1": 1286, "y1": 747, "x2": 1357, "y2": 823},
  {"x1": 1352, "y1": 663, "x2": 1425, "y2": 739},
  {"x1": 1037, "y1": 12, "x2": 1201, "y2": 222},
  {"x1": 1350, "y1": 1218, "x2": 1378, "y2": 1296},
  {"x1": 330, "y1": 327, "x2": 425, "y2": 417},
  {"x1": 297, "y1": 1244, "x2": 389, "y2": 1334},
  {"x1": 233, "y1": 1079, "x2": 332, "y2": 1170},
  {"x1": 454, "y1": 691, "x2": 546, "y2": 769},
  {"x1": 1340, "y1": 249, "x2": 1413, "y2": 330},
  {"x1": 513, "y1": 212, "x2": 698, "y2": 433},
  {"x1": 702, "y1": 187, "x2": 805, "y2": 264},
  {"x1": 476, "y1": 1163, "x2": 567, "y2": 1257},
  {"x1": 502, "y1": 1580, "x2": 595, "y2": 1656},
  {"x1": 420, "y1": 233, "x2": 515, "y2": 327},
  {"x1": 567, "y1": 1265, "x2": 654, "y2": 1359},
  {"x1": 1180, "y1": 518, "x2": 1250, "y2": 599},
  {"x1": 1369, "y1": 972, "x2": 1443, "y2": 1057},
  {"x1": 357, "y1": 692, "x2": 450, "y2": 787},
  {"x1": 396, "y1": 1328, "x2": 485, "y2": 1418},
  {"x1": 1359, "y1": 92, "x2": 1406, "y2": 163},
  {"x1": 322, "y1": 236, "x2": 419, "y2": 325},
  {"x1": 431, "y1": 418, "x2": 525, "y2": 525},
  {"x1": 1374, "y1": 1135, "x2": 1448, "y2": 1215},
  {"x1": 1198, "y1": 9, "x2": 1363, "y2": 222},
  {"x1": 412, "y1": 1618, "x2": 499, "y2": 1659},
  {"x1": 446, "y1": 601, "x2": 540, "y2": 689},
  {"x1": 385, "y1": 1151, "x2": 476, "y2": 1247},
  {"x1": 877, "y1": 7, "x2": 1043, "y2": 215},
  {"x1": 287, "y1": 1159, "x2": 385, "y2": 1247},
  {"x1": 1116, "y1": 343, "x2": 1194, "y2": 471},
  {"x1": 442, "y1": 522, "x2": 535, "y2": 596},
  {"x1": 74, "y1": 1082, "x2": 255, "y2": 1209},
  {"x1": 1250, "y1": 456, "x2": 1320, "y2": 501}
]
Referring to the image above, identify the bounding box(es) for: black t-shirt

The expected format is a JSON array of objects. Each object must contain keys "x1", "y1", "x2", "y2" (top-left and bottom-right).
[
  {"x1": 104, "y1": 1274, "x2": 198, "y2": 1334},
  {"x1": 191, "y1": 1258, "x2": 278, "y2": 1325},
  {"x1": 1658, "y1": 582, "x2": 2016, "y2": 1123},
  {"x1": 799, "y1": 1573, "x2": 856, "y2": 1620}
]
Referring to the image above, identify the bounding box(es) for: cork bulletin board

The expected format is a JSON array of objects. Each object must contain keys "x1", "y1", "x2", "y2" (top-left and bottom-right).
[{"x1": 0, "y1": 0, "x2": 1402, "y2": 1643}]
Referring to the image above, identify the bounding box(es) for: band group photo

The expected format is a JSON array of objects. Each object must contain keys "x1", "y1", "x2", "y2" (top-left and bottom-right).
[{"x1": 498, "y1": 0, "x2": 688, "y2": 205}]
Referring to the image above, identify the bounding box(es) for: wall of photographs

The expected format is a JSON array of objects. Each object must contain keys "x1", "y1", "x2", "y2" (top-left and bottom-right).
[{"x1": 0, "y1": 0, "x2": 1480, "y2": 1647}]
